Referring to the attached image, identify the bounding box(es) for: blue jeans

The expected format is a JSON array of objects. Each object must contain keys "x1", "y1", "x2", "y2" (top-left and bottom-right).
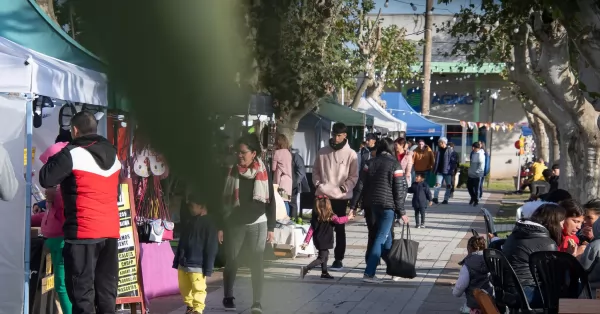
[
  {"x1": 284, "y1": 202, "x2": 290, "y2": 217},
  {"x1": 364, "y1": 206, "x2": 395, "y2": 277},
  {"x1": 433, "y1": 173, "x2": 453, "y2": 201},
  {"x1": 522, "y1": 285, "x2": 543, "y2": 308}
]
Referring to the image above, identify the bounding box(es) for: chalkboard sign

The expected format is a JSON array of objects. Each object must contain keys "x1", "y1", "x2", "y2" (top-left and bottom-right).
[{"x1": 115, "y1": 179, "x2": 146, "y2": 313}]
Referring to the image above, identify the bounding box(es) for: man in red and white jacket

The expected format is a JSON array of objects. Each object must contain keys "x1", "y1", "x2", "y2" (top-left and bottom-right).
[{"x1": 40, "y1": 111, "x2": 121, "y2": 314}]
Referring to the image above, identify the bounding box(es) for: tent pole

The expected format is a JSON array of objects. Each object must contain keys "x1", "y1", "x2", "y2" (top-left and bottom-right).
[{"x1": 23, "y1": 95, "x2": 34, "y2": 314}]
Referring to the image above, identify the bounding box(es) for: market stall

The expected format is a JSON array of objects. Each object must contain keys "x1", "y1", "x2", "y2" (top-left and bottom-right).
[
  {"x1": 0, "y1": 33, "x2": 108, "y2": 314},
  {"x1": 355, "y1": 97, "x2": 407, "y2": 135}
]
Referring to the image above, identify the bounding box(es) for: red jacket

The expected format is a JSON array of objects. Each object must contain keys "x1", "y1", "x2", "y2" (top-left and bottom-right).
[{"x1": 39, "y1": 135, "x2": 121, "y2": 240}]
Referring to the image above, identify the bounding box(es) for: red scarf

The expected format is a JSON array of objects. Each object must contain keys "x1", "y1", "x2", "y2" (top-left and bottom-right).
[{"x1": 397, "y1": 153, "x2": 406, "y2": 163}]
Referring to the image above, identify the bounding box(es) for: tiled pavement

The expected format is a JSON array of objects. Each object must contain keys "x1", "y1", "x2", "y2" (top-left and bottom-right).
[{"x1": 151, "y1": 190, "x2": 503, "y2": 314}]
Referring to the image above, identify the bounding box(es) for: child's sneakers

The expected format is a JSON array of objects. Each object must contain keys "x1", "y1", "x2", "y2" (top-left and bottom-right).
[
  {"x1": 320, "y1": 273, "x2": 334, "y2": 279},
  {"x1": 185, "y1": 307, "x2": 194, "y2": 314},
  {"x1": 300, "y1": 266, "x2": 309, "y2": 279}
]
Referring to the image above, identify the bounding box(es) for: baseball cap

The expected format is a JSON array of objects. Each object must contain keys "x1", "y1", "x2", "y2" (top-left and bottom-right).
[{"x1": 365, "y1": 133, "x2": 377, "y2": 141}]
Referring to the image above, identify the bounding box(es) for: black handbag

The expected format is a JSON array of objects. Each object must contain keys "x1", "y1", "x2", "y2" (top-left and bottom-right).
[{"x1": 386, "y1": 224, "x2": 419, "y2": 279}]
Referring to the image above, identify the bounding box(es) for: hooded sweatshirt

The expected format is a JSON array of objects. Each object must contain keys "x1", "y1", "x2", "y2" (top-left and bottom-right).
[
  {"x1": 313, "y1": 139, "x2": 358, "y2": 200},
  {"x1": 39, "y1": 135, "x2": 122, "y2": 240},
  {"x1": 468, "y1": 149, "x2": 485, "y2": 178},
  {"x1": 580, "y1": 218, "x2": 600, "y2": 287},
  {"x1": 39, "y1": 142, "x2": 70, "y2": 238},
  {"x1": 453, "y1": 251, "x2": 493, "y2": 309}
]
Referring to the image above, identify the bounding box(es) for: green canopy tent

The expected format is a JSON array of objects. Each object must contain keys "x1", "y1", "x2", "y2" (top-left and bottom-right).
[{"x1": 315, "y1": 96, "x2": 374, "y2": 150}]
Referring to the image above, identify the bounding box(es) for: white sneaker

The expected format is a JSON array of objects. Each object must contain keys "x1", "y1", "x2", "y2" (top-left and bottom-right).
[
  {"x1": 362, "y1": 275, "x2": 381, "y2": 283},
  {"x1": 391, "y1": 276, "x2": 401, "y2": 281}
]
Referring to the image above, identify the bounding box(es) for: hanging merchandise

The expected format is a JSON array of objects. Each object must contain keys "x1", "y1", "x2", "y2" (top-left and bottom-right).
[
  {"x1": 460, "y1": 120, "x2": 467, "y2": 128},
  {"x1": 131, "y1": 142, "x2": 174, "y2": 243},
  {"x1": 467, "y1": 122, "x2": 475, "y2": 129},
  {"x1": 500, "y1": 122, "x2": 507, "y2": 132}
]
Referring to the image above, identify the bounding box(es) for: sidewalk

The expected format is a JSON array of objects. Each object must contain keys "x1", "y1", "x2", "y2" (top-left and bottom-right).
[{"x1": 153, "y1": 190, "x2": 497, "y2": 314}]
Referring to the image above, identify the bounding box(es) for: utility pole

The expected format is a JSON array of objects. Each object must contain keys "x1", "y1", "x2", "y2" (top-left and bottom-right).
[{"x1": 421, "y1": 0, "x2": 434, "y2": 115}]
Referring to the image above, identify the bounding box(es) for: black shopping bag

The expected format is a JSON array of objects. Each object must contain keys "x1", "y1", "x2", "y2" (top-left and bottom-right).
[{"x1": 386, "y1": 223, "x2": 419, "y2": 279}]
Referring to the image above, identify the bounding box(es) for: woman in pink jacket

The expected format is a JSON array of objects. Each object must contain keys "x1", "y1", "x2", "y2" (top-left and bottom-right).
[
  {"x1": 395, "y1": 138, "x2": 413, "y2": 184},
  {"x1": 40, "y1": 142, "x2": 72, "y2": 314}
]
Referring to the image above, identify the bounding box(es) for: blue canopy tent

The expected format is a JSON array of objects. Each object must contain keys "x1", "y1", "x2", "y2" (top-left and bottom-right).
[
  {"x1": 0, "y1": 1, "x2": 110, "y2": 313},
  {"x1": 521, "y1": 126, "x2": 533, "y2": 136},
  {"x1": 381, "y1": 92, "x2": 443, "y2": 137}
]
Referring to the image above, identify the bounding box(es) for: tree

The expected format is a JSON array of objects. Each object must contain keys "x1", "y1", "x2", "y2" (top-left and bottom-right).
[
  {"x1": 348, "y1": 5, "x2": 418, "y2": 109},
  {"x1": 244, "y1": 0, "x2": 359, "y2": 141},
  {"x1": 36, "y1": 0, "x2": 57, "y2": 23},
  {"x1": 438, "y1": 0, "x2": 600, "y2": 200}
]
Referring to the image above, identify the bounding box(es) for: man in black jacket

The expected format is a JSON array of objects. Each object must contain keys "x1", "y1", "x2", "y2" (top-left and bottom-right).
[
  {"x1": 358, "y1": 133, "x2": 377, "y2": 170},
  {"x1": 289, "y1": 149, "x2": 309, "y2": 219}
]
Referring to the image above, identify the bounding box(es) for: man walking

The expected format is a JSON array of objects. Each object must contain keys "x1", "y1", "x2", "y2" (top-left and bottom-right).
[
  {"x1": 40, "y1": 111, "x2": 121, "y2": 314},
  {"x1": 432, "y1": 137, "x2": 457, "y2": 204},
  {"x1": 412, "y1": 139, "x2": 434, "y2": 179},
  {"x1": 313, "y1": 122, "x2": 358, "y2": 271},
  {"x1": 448, "y1": 142, "x2": 460, "y2": 198},
  {"x1": 477, "y1": 141, "x2": 490, "y2": 200},
  {"x1": 358, "y1": 133, "x2": 377, "y2": 170},
  {"x1": 467, "y1": 142, "x2": 485, "y2": 206}
]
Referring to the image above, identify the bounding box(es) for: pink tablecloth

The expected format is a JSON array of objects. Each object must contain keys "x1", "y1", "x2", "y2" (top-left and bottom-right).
[{"x1": 139, "y1": 242, "x2": 179, "y2": 300}]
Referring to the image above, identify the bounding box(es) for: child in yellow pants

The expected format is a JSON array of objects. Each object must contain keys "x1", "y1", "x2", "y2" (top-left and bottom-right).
[{"x1": 173, "y1": 199, "x2": 219, "y2": 314}]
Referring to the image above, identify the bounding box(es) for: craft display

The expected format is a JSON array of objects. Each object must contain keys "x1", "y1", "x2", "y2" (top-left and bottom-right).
[
  {"x1": 460, "y1": 120, "x2": 524, "y2": 132},
  {"x1": 131, "y1": 144, "x2": 174, "y2": 243}
]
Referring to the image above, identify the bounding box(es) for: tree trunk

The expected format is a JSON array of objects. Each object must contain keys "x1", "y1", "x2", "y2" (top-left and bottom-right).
[
  {"x1": 551, "y1": 125, "x2": 560, "y2": 163},
  {"x1": 366, "y1": 80, "x2": 386, "y2": 108},
  {"x1": 525, "y1": 112, "x2": 549, "y2": 162},
  {"x1": 351, "y1": 73, "x2": 373, "y2": 109},
  {"x1": 36, "y1": 0, "x2": 58, "y2": 23}
]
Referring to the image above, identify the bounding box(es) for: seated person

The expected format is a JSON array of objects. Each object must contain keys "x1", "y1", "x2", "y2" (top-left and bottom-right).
[
  {"x1": 527, "y1": 170, "x2": 552, "y2": 201},
  {"x1": 501, "y1": 203, "x2": 564, "y2": 307},
  {"x1": 517, "y1": 158, "x2": 547, "y2": 194},
  {"x1": 548, "y1": 164, "x2": 559, "y2": 193}
]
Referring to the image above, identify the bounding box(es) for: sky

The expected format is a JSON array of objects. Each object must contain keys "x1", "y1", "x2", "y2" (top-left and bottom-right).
[{"x1": 371, "y1": 0, "x2": 481, "y2": 15}]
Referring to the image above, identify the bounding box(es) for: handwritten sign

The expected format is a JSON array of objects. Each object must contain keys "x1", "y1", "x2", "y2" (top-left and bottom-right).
[{"x1": 116, "y1": 183, "x2": 141, "y2": 298}]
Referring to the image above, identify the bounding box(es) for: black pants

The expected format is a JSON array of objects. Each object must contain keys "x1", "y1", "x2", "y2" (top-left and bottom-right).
[
  {"x1": 414, "y1": 207, "x2": 426, "y2": 226},
  {"x1": 306, "y1": 249, "x2": 329, "y2": 273},
  {"x1": 330, "y1": 199, "x2": 347, "y2": 261},
  {"x1": 63, "y1": 238, "x2": 118, "y2": 314},
  {"x1": 364, "y1": 207, "x2": 376, "y2": 263},
  {"x1": 467, "y1": 177, "x2": 482, "y2": 201}
]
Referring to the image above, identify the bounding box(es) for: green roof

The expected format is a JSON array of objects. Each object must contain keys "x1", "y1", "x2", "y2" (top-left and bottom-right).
[{"x1": 317, "y1": 97, "x2": 374, "y2": 127}]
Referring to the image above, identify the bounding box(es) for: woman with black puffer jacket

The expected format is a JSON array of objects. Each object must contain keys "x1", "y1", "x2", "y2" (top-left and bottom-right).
[
  {"x1": 350, "y1": 137, "x2": 409, "y2": 283},
  {"x1": 501, "y1": 203, "x2": 565, "y2": 308}
]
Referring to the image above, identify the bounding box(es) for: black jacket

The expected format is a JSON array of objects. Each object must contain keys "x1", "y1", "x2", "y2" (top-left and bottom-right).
[
  {"x1": 173, "y1": 214, "x2": 219, "y2": 276},
  {"x1": 350, "y1": 153, "x2": 407, "y2": 216},
  {"x1": 461, "y1": 252, "x2": 493, "y2": 309},
  {"x1": 359, "y1": 147, "x2": 371, "y2": 170},
  {"x1": 39, "y1": 134, "x2": 121, "y2": 240},
  {"x1": 502, "y1": 221, "x2": 558, "y2": 287},
  {"x1": 408, "y1": 181, "x2": 431, "y2": 209}
]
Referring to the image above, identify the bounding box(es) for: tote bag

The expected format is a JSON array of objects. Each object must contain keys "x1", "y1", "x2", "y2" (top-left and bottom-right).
[{"x1": 386, "y1": 223, "x2": 419, "y2": 278}]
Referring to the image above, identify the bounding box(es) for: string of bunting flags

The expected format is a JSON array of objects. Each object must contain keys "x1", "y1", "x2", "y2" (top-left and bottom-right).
[{"x1": 459, "y1": 120, "x2": 525, "y2": 132}]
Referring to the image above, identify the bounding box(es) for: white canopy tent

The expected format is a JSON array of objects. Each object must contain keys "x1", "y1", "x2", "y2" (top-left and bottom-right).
[
  {"x1": 355, "y1": 97, "x2": 407, "y2": 133},
  {"x1": 0, "y1": 36, "x2": 108, "y2": 314}
]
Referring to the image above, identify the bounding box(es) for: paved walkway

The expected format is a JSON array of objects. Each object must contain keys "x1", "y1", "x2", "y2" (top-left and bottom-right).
[{"x1": 158, "y1": 190, "x2": 498, "y2": 314}]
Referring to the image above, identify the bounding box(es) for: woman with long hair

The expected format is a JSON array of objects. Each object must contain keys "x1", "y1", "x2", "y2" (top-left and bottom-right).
[
  {"x1": 394, "y1": 137, "x2": 413, "y2": 184},
  {"x1": 351, "y1": 137, "x2": 409, "y2": 283},
  {"x1": 558, "y1": 199, "x2": 584, "y2": 255},
  {"x1": 272, "y1": 133, "x2": 293, "y2": 217},
  {"x1": 219, "y1": 134, "x2": 276, "y2": 313},
  {"x1": 502, "y1": 203, "x2": 566, "y2": 306}
]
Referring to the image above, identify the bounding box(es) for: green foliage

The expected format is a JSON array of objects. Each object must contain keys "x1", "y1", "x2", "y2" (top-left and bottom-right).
[{"x1": 245, "y1": 0, "x2": 362, "y2": 123}]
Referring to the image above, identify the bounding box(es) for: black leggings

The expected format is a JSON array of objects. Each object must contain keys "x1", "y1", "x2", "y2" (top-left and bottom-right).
[{"x1": 306, "y1": 249, "x2": 330, "y2": 274}]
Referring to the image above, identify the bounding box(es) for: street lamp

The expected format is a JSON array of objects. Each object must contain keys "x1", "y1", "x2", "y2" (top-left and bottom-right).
[{"x1": 487, "y1": 91, "x2": 499, "y2": 188}]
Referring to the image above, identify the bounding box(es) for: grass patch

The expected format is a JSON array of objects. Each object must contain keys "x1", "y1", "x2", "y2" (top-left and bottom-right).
[
  {"x1": 495, "y1": 231, "x2": 511, "y2": 239},
  {"x1": 494, "y1": 203, "x2": 520, "y2": 225},
  {"x1": 486, "y1": 178, "x2": 516, "y2": 192},
  {"x1": 502, "y1": 194, "x2": 527, "y2": 201}
]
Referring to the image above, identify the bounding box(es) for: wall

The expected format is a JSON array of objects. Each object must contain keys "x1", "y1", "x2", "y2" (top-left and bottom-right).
[{"x1": 376, "y1": 13, "x2": 527, "y2": 179}]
